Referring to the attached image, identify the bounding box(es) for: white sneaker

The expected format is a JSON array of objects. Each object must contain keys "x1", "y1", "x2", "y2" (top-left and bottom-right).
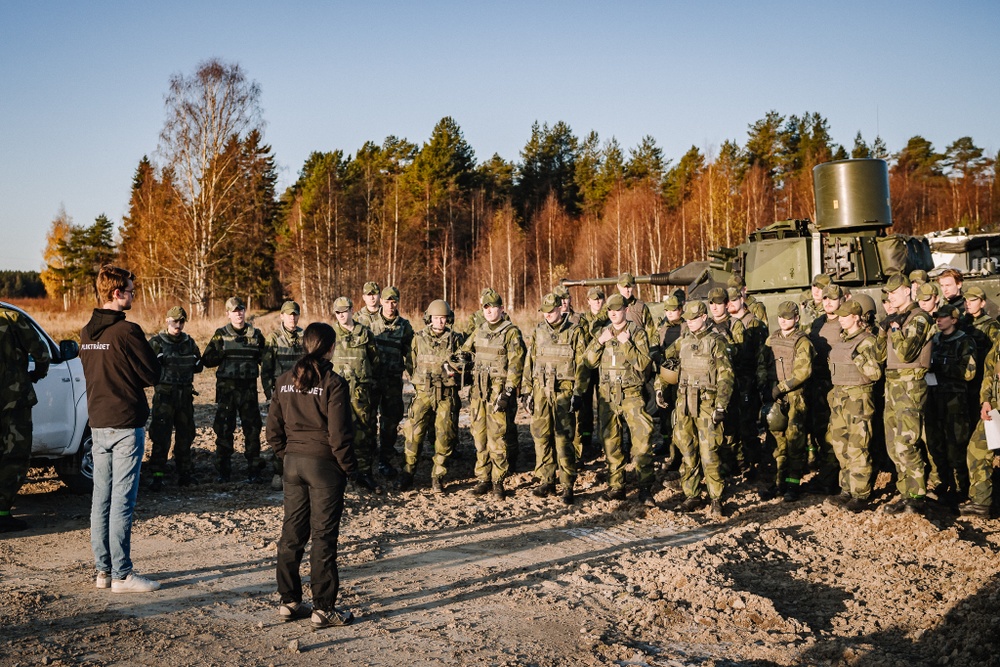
[
  {"x1": 95, "y1": 571, "x2": 112, "y2": 589},
  {"x1": 111, "y1": 572, "x2": 161, "y2": 593}
]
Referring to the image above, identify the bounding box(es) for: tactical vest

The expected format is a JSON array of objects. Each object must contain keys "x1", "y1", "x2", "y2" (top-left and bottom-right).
[
  {"x1": 810, "y1": 317, "x2": 841, "y2": 364},
  {"x1": 414, "y1": 329, "x2": 460, "y2": 391},
  {"x1": 332, "y1": 324, "x2": 373, "y2": 385},
  {"x1": 271, "y1": 327, "x2": 304, "y2": 378},
  {"x1": 829, "y1": 331, "x2": 871, "y2": 386},
  {"x1": 595, "y1": 322, "x2": 645, "y2": 389},
  {"x1": 216, "y1": 325, "x2": 262, "y2": 380},
  {"x1": 625, "y1": 298, "x2": 647, "y2": 329},
  {"x1": 532, "y1": 319, "x2": 578, "y2": 382},
  {"x1": 709, "y1": 316, "x2": 735, "y2": 345},
  {"x1": 886, "y1": 307, "x2": 932, "y2": 371},
  {"x1": 769, "y1": 330, "x2": 806, "y2": 385},
  {"x1": 369, "y1": 314, "x2": 410, "y2": 375},
  {"x1": 155, "y1": 333, "x2": 200, "y2": 385},
  {"x1": 678, "y1": 331, "x2": 719, "y2": 391},
  {"x1": 473, "y1": 319, "x2": 514, "y2": 380},
  {"x1": 659, "y1": 321, "x2": 682, "y2": 351}
]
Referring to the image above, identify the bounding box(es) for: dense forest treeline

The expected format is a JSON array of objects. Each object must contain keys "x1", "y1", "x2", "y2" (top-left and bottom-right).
[{"x1": 38, "y1": 60, "x2": 1000, "y2": 316}]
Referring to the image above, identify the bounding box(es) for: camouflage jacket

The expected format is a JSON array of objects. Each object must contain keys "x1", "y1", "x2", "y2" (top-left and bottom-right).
[
  {"x1": 758, "y1": 329, "x2": 814, "y2": 396},
  {"x1": 578, "y1": 307, "x2": 610, "y2": 343},
  {"x1": 745, "y1": 294, "x2": 768, "y2": 328},
  {"x1": 830, "y1": 328, "x2": 882, "y2": 386},
  {"x1": 0, "y1": 309, "x2": 50, "y2": 410},
  {"x1": 149, "y1": 331, "x2": 202, "y2": 386},
  {"x1": 886, "y1": 302, "x2": 934, "y2": 372},
  {"x1": 523, "y1": 315, "x2": 590, "y2": 397},
  {"x1": 461, "y1": 318, "x2": 526, "y2": 398},
  {"x1": 408, "y1": 326, "x2": 465, "y2": 394},
  {"x1": 586, "y1": 321, "x2": 652, "y2": 392},
  {"x1": 353, "y1": 306, "x2": 383, "y2": 329},
  {"x1": 331, "y1": 321, "x2": 379, "y2": 387},
  {"x1": 201, "y1": 323, "x2": 265, "y2": 381},
  {"x1": 662, "y1": 328, "x2": 734, "y2": 411},
  {"x1": 261, "y1": 326, "x2": 304, "y2": 399},
  {"x1": 366, "y1": 312, "x2": 414, "y2": 378}
]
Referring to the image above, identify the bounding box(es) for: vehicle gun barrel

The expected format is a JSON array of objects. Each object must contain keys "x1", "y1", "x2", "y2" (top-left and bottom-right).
[{"x1": 560, "y1": 261, "x2": 711, "y2": 289}]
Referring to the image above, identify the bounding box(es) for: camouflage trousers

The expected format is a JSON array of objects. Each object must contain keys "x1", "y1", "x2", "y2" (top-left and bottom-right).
[
  {"x1": 346, "y1": 381, "x2": 375, "y2": 473},
  {"x1": 403, "y1": 387, "x2": 459, "y2": 480},
  {"x1": 807, "y1": 378, "x2": 840, "y2": 489},
  {"x1": 672, "y1": 388, "x2": 724, "y2": 500},
  {"x1": 768, "y1": 389, "x2": 808, "y2": 490},
  {"x1": 0, "y1": 408, "x2": 31, "y2": 511},
  {"x1": 371, "y1": 374, "x2": 405, "y2": 464},
  {"x1": 214, "y1": 378, "x2": 263, "y2": 470},
  {"x1": 966, "y1": 420, "x2": 995, "y2": 506},
  {"x1": 598, "y1": 388, "x2": 654, "y2": 491},
  {"x1": 926, "y1": 388, "x2": 971, "y2": 496},
  {"x1": 826, "y1": 385, "x2": 874, "y2": 499},
  {"x1": 883, "y1": 370, "x2": 928, "y2": 499},
  {"x1": 149, "y1": 384, "x2": 196, "y2": 477},
  {"x1": 529, "y1": 384, "x2": 577, "y2": 488},
  {"x1": 469, "y1": 389, "x2": 510, "y2": 483}
]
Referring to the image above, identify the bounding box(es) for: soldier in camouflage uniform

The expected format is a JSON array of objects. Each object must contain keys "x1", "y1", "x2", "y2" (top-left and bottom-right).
[
  {"x1": 462, "y1": 288, "x2": 525, "y2": 499},
  {"x1": 728, "y1": 274, "x2": 767, "y2": 328},
  {"x1": 353, "y1": 281, "x2": 382, "y2": 327},
  {"x1": 147, "y1": 306, "x2": 202, "y2": 490},
  {"x1": 963, "y1": 286, "x2": 998, "y2": 425},
  {"x1": 0, "y1": 308, "x2": 50, "y2": 532},
  {"x1": 586, "y1": 293, "x2": 656, "y2": 505},
  {"x1": 908, "y1": 269, "x2": 929, "y2": 302},
  {"x1": 882, "y1": 272, "x2": 935, "y2": 514},
  {"x1": 575, "y1": 287, "x2": 608, "y2": 461},
  {"x1": 726, "y1": 286, "x2": 767, "y2": 476},
  {"x1": 799, "y1": 274, "x2": 830, "y2": 332},
  {"x1": 523, "y1": 293, "x2": 589, "y2": 504},
  {"x1": 330, "y1": 296, "x2": 380, "y2": 491},
  {"x1": 915, "y1": 281, "x2": 941, "y2": 317},
  {"x1": 926, "y1": 304, "x2": 977, "y2": 503},
  {"x1": 825, "y1": 300, "x2": 882, "y2": 512},
  {"x1": 398, "y1": 300, "x2": 464, "y2": 493},
  {"x1": 661, "y1": 300, "x2": 733, "y2": 516},
  {"x1": 705, "y1": 287, "x2": 745, "y2": 476},
  {"x1": 364, "y1": 287, "x2": 414, "y2": 479},
  {"x1": 553, "y1": 284, "x2": 581, "y2": 325},
  {"x1": 202, "y1": 297, "x2": 266, "y2": 483},
  {"x1": 758, "y1": 300, "x2": 814, "y2": 501},
  {"x1": 963, "y1": 340, "x2": 1000, "y2": 517},
  {"x1": 805, "y1": 283, "x2": 847, "y2": 494},
  {"x1": 653, "y1": 294, "x2": 685, "y2": 461},
  {"x1": 261, "y1": 301, "x2": 304, "y2": 488}
]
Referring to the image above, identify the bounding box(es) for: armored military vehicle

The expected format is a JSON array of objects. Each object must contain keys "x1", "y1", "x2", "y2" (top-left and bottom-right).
[{"x1": 563, "y1": 158, "x2": 1000, "y2": 328}]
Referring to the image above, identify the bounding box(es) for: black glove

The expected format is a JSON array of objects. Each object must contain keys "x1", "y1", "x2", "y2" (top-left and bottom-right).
[
  {"x1": 663, "y1": 357, "x2": 680, "y2": 371},
  {"x1": 570, "y1": 394, "x2": 583, "y2": 412},
  {"x1": 493, "y1": 389, "x2": 513, "y2": 413},
  {"x1": 520, "y1": 394, "x2": 535, "y2": 414},
  {"x1": 771, "y1": 385, "x2": 785, "y2": 401},
  {"x1": 712, "y1": 408, "x2": 726, "y2": 425},
  {"x1": 28, "y1": 369, "x2": 46, "y2": 383},
  {"x1": 655, "y1": 390, "x2": 668, "y2": 409}
]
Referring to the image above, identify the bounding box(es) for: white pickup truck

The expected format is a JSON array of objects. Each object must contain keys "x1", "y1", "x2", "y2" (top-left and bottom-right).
[{"x1": 2, "y1": 301, "x2": 92, "y2": 493}]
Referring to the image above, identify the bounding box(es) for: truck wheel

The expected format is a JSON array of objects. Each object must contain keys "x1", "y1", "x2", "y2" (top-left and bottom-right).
[{"x1": 56, "y1": 428, "x2": 94, "y2": 495}]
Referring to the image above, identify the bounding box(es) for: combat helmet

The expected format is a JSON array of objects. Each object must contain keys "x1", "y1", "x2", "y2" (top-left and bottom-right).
[
  {"x1": 761, "y1": 400, "x2": 789, "y2": 432},
  {"x1": 424, "y1": 299, "x2": 454, "y2": 325}
]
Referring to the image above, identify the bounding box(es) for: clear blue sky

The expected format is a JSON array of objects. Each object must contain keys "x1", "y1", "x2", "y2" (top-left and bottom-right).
[{"x1": 1, "y1": 1, "x2": 996, "y2": 271}]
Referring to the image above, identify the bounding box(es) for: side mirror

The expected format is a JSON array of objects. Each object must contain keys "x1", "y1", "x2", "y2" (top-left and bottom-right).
[{"x1": 60, "y1": 340, "x2": 79, "y2": 361}]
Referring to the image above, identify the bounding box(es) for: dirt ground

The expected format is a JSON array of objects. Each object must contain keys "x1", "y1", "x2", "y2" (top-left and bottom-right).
[{"x1": 3, "y1": 369, "x2": 1000, "y2": 667}]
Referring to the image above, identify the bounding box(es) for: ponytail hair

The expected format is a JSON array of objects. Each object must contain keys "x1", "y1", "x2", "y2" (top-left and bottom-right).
[{"x1": 292, "y1": 322, "x2": 336, "y2": 392}]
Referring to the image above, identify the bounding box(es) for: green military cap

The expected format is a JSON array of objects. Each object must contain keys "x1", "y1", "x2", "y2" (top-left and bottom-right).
[
  {"x1": 812, "y1": 274, "x2": 832, "y2": 288},
  {"x1": 664, "y1": 295, "x2": 682, "y2": 311},
  {"x1": 707, "y1": 287, "x2": 728, "y2": 304},
  {"x1": 617, "y1": 272, "x2": 636, "y2": 287},
  {"x1": 380, "y1": 286, "x2": 400, "y2": 301},
  {"x1": 726, "y1": 287, "x2": 742, "y2": 302},
  {"x1": 587, "y1": 286, "x2": 605, "y2": 300},
  {"x1": 166, "y1": 306, "x2": 187, "y2": 321},
  {"x1": 332, "y1": 296, "x2": 353, "y2": 313},
  {"x1": 834, "y1": 300, "x2": 863, "y2": 317},
  {"x1": 280, "y1": 300, "x2": 300, "y2": 315},
  {"x1": 908, "y1": 269, "x2": 929, "y2": 285},
  {"x1": 481, "y1": 288, "x2": 503, "y2": 307},
  {"x1": 777, "y1": 301, "x2": 799, "y2": 319},
  {"x1": 882, "y1": 272, "x2": 910, "y2": 293},
  {"x1": 916, "y1": 282, "x2": 939, "y2": 302},
  {"x1": 539, "y1": 293, "x2": 562, "y2": 313},
  {"x1": 933, "y1": 304, "x2": 960, "y2": 319},
  {"x1": 682, "y1": 300, "x2": 707, "y2": 320},
  {"x1": 852, "y1": 293, "x2": 876, "y2": 316},
  {"x1": 363, "y1": 281, "x2": 381, "y2": 295},
  {"x1": 225, "y1": 296, "x2": 246, "y2": 312},
  {"x1": 727, "y1": 274, "x2": 746, "y2": 289},
  {"x1": 606, "y1": 293, "x2": 627, "y2": 311},
  {"x1": 822, "y1": 283, "x2": 845, "y2": 300},
  {"x1": 966, "y1": 286, "x2": 987, "y2": 301},
  {"x1": 553, "y1": 284, "x2": 570, "y2": 299}
]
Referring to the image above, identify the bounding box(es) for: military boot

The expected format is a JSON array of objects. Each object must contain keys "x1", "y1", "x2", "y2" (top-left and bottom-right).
[
  {"x1": 149, "y1": 475, "x2": 164, "y2": 492},
  {"x1": 216, "y1": 459, "x2": 232, "y2": 483},
  {"x1": 431, "y1": 477, "x2": 445, "y2": 494},
  {"x1": 471, "y1": 479, "x2": 491, "y2": 496},
  {"x1": 561, "y1": 486, "x2": 575, "y2": 505},
  {"x1": 492, "y1": 479, "x2": 507, "y2": 500},
  {"x1": 532, "y1": 483, "x2": 555, "y2": 498},
  {"x1": 397, "y1": 471, "x2": 414, "y2": 492}
]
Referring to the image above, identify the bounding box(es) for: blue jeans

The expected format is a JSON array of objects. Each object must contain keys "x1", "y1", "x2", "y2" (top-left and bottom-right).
[{"x1": 90, "y1": 427, "x2": 144, "y2": 579}]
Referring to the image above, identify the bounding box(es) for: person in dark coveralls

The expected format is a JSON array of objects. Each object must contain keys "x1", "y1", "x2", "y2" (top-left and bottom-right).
[
  {"x1": 80, "y1": 265, "x2": 161, "y2": 593},
  {"x1": 267, "y1": 322, "x2": 358, "y2": 629}
]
